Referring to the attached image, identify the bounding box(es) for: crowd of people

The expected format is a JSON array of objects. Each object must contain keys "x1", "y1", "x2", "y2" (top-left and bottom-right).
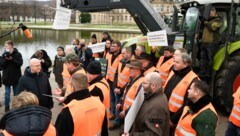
[{"x1": 0, "y1": 28, "x2": 238, "y2": 136}]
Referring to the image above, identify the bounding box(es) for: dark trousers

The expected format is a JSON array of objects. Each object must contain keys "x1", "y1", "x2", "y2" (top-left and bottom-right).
[
  {"x1": 225, "y1": 122, "x2": 240, "y2": 136},
  {"x1": 200, "y1": 43, "x2": 213, "y2": 76}
]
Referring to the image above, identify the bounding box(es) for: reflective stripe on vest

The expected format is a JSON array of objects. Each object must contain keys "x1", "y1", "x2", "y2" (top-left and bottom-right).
[
  {"x1": 166, "y1": 70, "x2": 198, "y2": 113},
  {"x1": 123, "y1": 77, "x2": 144, "y2": 111},
  {"x1": 89, "y1": 78, "x2": 110, "y2": 119},
  {"x1": 156, "y1": 56, "x2": 173, "y2": 86},
  {"x1": 175, "y1": 103, "x2": 218, "y2": 136},
  {"x1": 64, "y1": 98, "x2": 105, "y2": 136},
  {"x1": 65, "y1": 69, "x2": 86, "y2": 97},
  {"x1": 229, "y1": 88, "x2": 240, "y2": 127},
  {"x1": 106, "y1": 53, "x2": 122, "y2": 82},
  {"x1": 144, "y1": 66, "x2": 157, "y2": 76},
  {"x1": 117, "y1": 62, "x2": 130, "y2": 88}
]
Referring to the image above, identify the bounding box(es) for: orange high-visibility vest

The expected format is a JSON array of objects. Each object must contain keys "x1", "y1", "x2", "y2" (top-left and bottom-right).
[
  {"x1": 64, "y1": 97, "x2": 105, "y2": 136},
  {"x1": 165, "y1": 70, "x2": 198, "y2": 113},
  {"x1": 64, "y1": 69, "x2": 86, "y2": 97},
  {"x1": 62, "y1": 64, "x2": 71, "y2": 86},
  {"x1": 117, "y1": 62, "x2": 130, "y2": 88},
  {"x1": 229, "y1": 87, "x2": 240, "y2": 127},
  {"x1": 175, "y1": 103, "x2": 218, "y2": 136},
  {"x1": 143, "y1": 66, "x2": 157, "y2": 76},
  {"x1": 123, "y1": 77, "x2": 144, "y2": 111},
  {"x1": 156, "y1": 56, "x2": 173, "y2": 85},
  {"x1": 89, "y1": 78, "x2": 110, "y2": 118},
  {"x1": 1, "y1": 124, "x2": 56, "y2": 136},
  {"x1": 105, "y1": 53, "x2": 122, "y2": 82}
]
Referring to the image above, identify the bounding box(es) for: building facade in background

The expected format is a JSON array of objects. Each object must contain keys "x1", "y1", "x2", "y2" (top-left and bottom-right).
[{"x1": 76, "y1": 0, "x2": 189, "y2": 24}]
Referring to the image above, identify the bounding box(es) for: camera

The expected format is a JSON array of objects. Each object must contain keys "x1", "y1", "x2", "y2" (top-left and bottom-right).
[{"x1": 3, "y1": 51, "x2": 10, "y2": 58}]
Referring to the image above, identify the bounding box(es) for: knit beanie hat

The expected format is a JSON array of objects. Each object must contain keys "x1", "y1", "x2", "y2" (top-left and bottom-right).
[{"x1": 86, "y1": 61, "x2": 102, "y2": 75}]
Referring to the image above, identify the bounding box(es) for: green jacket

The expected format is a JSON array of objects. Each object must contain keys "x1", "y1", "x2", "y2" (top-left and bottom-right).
[
  {"x1": 202, "y1": 16, "x2": 222, "y2": 44},
  {"x1": 188, "y1": 95, "x2": 218, "y2": 136}
]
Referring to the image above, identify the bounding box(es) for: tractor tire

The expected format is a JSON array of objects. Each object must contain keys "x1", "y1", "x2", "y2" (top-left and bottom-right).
[{"x1": 214, "y1": 51, "x2": 240, "y2": 114}]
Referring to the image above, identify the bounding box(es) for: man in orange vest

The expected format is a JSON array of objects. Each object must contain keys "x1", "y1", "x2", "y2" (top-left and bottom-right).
[
  {"x1": 225, "y1": 87, "x2": 240, "y2": 136},
  {"x1": 156, "y1": 46, "x2": 174, "y2": 85},
  {"x1": 105, "y1": 40, "x2": 122, "y2": 120},
  {"x1": 55, "y1": 73, "x2": 105, "y2": 136},
  {"x1": 110, "y1": 47, "x2": 132, "y2": 129},
  {"x1": 163, "y1": 49, "x2": 198, "y2": 135},
  {"x1": 175, "y1": 80, "x2": 218, "y2": 136},
  {"x1": 137, "y1": 52, "x2": 158, "y2": 76},
  {"x1": 110, "y1": 60, "x2": 144, "y2": 130},
  {"x1": 87, "y1": 60, "x2": 110, "y2": 136},
  {"x1": 52, "y1": 53, "x2": 86, "y2": 100}
]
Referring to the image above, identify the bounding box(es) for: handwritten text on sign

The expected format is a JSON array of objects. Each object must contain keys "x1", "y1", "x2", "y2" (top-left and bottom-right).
[{"x1": 147, "y1": 30, "x2": 168, "y2": 46}]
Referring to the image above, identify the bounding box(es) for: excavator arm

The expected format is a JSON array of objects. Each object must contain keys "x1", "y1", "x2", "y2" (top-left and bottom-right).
[{"x1": 60, "y1": 0, "x2": 172, "y2": 35}]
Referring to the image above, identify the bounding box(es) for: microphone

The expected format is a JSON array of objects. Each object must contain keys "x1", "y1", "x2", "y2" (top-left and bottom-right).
[{"x1": 19, "y1": 23, "x2": 32, "y2": 39}]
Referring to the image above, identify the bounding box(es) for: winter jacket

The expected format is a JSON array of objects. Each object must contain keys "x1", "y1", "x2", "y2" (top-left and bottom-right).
[
  {"x1": 0, "y1": 105, "x2": 56, "y2": 136},
  {"x1": 0, "y1": 48, "x2": 23, "y2": 86},
  {"x1": 130, "y1": 88, "x2": 170, "y2": 136},
  {"x1": 53, "y1": 55, "x2": 65, "y2": 86},
  {"x1": 202, "y1": 16, "x2": 222, "y2": 44},
  {"x1": 76, "y1": 47, "x2": 93, "y2": 68},
  {"x1": 17, "y1": 68, "x2": 53, "y2": 109}
]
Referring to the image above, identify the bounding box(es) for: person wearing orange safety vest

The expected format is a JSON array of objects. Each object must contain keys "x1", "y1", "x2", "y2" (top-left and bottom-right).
[
  {"x1": 175, "y1": 80, "x2": 218, "y2": 136},
  {"x1": 109, "y1": 47, "x2": 132, "y2": 130},
  {"x1": 0, "y1": 91, "x2": 56, "y2": 136},
  {"x1": 156, "y1": 46, "x2": 174, "y2": 86},
  {"x1": 137, "y1": 52, "x2": 158, "y2": 76},
  {"x1": 163, "y1": 49, "x2": 198, "y2": 135},
  {"x1": 105, "y1": 40, "x2": 123, "y2": 120},
  {"x1": 52, "y1": 53, "x2": 86, "y2": 99},
  {"x1": 225, "y1": 87, "x2": 240, "y2": 136},
  {"x1": 87, "y1": 61, "x2": 110, "y2": 136},
  {"x1": 55, "y1": 73, "x2": 105, "y2": 136},
  {"x1": 110, "y1": 60, "x2": 144, "y2": 130}
]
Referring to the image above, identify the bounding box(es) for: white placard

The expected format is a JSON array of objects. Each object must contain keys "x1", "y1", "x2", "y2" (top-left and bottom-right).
[
  {"x1": 53, "y1": 7, "x2": 71, "y2": 30},
  {"x1": 88, "y1": 42, "x2": 106, "y2": 53},
  {"x1": 124, "y1": 87, "x2": 144, "y2": 133},
  {"x1": 147, "y1": 30, "x2": 168, "y2": 46}
]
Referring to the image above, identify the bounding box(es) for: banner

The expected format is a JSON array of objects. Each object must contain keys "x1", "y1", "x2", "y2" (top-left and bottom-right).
[
  {"x1": 88, "y1": 42, "x2": 106, "y2": 53},
  {"x1": 147, "y1": 30, "x2": 168, "y2": 46},
  {"x1": 53, "y1": 7, "x2": 71, "y2": 30}
]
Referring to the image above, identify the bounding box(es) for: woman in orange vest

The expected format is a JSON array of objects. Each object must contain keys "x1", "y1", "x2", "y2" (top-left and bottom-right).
[
  {"x1": 225, "y1": 87, "x2": 240, "y2": 136},
  {"x1": 0, "y1": 91, "x2": 56, "y2": 136},
  {"x1": 175, "y1": 80, "x2": 218, "y2": 136}
]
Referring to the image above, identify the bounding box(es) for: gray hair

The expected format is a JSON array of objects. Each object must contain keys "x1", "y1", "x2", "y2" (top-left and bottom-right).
[
  {"x1": 124, "y1": 46, "x2": 132, "y2": 55},
  {"x1": 181, "y1": 52, "x2": 192, "y2": 65}
]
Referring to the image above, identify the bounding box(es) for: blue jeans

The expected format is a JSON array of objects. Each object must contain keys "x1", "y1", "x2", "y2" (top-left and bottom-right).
[
  {"x1": 5, "y1": 85, "x2": 17, "y2": 108},
  {"x1": 225, "y1": 122, "x2": 240, "y2": 136},
  {"x1": 114, "y1": 94, "x2": 122, "y2": 125}
]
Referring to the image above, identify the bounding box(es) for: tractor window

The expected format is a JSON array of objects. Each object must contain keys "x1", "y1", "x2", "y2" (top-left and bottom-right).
[{"x1": 235, "y1": 7, "x2": 240, "y2": 39}]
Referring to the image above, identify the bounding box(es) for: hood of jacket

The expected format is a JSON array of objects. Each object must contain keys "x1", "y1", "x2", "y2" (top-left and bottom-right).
[{"x1": 0, "y1": 105, "x2": 52, "y2": 136}]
